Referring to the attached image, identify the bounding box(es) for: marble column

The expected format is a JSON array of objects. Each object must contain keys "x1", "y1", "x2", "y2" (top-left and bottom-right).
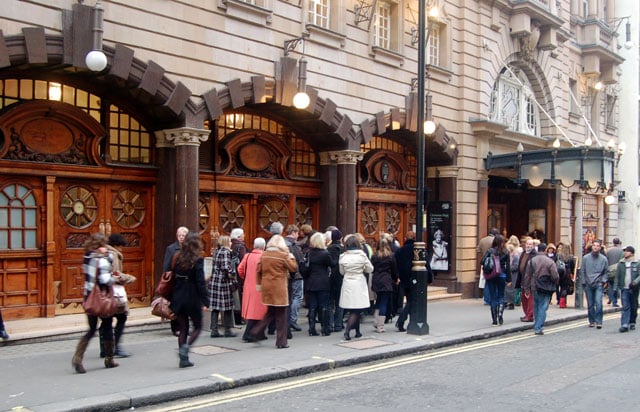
[{"x1": 328, "y1": 150, "x2": 364, "y2": 235}]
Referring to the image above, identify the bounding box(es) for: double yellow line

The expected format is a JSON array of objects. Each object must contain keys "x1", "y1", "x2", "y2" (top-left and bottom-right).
[{"x1": 150, "y1": 315, "x2": 617, "y2": 411}]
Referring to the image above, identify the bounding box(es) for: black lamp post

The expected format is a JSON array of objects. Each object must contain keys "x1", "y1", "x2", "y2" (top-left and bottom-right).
[{"x1": 407, "y1": 0, "x2": 435, "y2": 336}]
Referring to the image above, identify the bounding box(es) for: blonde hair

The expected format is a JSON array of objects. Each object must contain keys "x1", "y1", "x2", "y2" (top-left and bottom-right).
[
  {"x1": 508, "y1": 235, "x2": 520, "y2": 249},
  {"x1": 310, "y1": 232, "x2": 326, "y2": 249},
  {"x1": 267, "y1": 234, "x2": 289, "y2": 252},
  {"x1": 217, "y1": 235, "x2": 231, "y2": 249}
]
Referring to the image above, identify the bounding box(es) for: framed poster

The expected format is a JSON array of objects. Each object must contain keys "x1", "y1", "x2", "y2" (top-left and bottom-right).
[
  {"x1": 528, "y1": 209, "x2": 546, "y2": 240},
  {"x1": 427, "y1": 201, "x2": 452, "y2": 272}
]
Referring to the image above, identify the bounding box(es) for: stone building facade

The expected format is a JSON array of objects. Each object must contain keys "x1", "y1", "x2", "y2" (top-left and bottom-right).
[{"x1": 0, "y1": 0, "x2": 630, "y2": 319}]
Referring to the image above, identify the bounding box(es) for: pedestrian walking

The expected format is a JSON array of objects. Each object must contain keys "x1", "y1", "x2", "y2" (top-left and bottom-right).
[
  {"x1": 237, "y1": 237, "x2": 268, "y2": 342},
  {"x1": 170, "y1": 232, "x2": 209, "y2": 368},
  {"x1": 248, "y1": 235, "x2": 298, "y2": 348},
  {"x1": 615, "y1": 246, "x2": 640, "y2": 332},
  {"x1": 339, "y1": 235, "x2": 374, "y2": 340},
  {"x1": 208, "y1": 235, "x2": 238, "y2": 338},
  {"x1": 71, "y1": 232, "x2": 119, "y2": 374},
  {"x1": 517, "y1": 237, "x2": 536, "y2": 322},
  {"x1": 395, "y1": 231, "x2": 415, "y2": 332},
  {"x1": 304, "y1": 232, "x2": 336, "y2": 336},
  {"x1": 524, "y1": 243, "x2": 559, "y2": 335},
  {"x1": 579, "y1": 239, "x2": 610, "y2": 329},
  {"x1": 606, "y1": 238, "x2": 624, "y2": 307},
  {"x1": 163, "y1": 226, "x2": 189, "y2": 337},
  {"x1": 483, "y1": 235, "x2": 511, "y2": 325},
  {"x1": 99, "y1": 233, "x2": 136, "y2": 358}
]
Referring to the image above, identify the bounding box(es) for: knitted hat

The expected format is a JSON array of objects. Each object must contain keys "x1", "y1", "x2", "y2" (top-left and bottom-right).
[{"x1": 331, "y1": 229, "x2": 343, "y2": 242}]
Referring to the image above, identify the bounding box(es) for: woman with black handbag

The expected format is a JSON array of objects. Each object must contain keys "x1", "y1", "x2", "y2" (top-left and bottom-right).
[
  {"x1": 71, "y1": 232, "x2": 119, "y2": 374},
  {"x1": 170, "y1": 232, "x2": 209, "y2": 368}
]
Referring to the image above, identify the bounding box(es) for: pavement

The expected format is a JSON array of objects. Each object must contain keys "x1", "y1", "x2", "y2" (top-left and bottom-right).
[{"x1": 0, "y1": 294, "x2": 621, "y2": 412}]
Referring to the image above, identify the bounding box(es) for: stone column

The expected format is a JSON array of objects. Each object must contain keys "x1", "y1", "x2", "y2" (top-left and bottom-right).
[
  {"x1": 162, "y1": 127, "x2": 209, "y2": 232},
  {"x1": 328, "y1": 150, "x2": 364, "y2": 235},
  {"x1": 318, "y1": 152, "x2": 338, "y2": 231},
  {"x1": 573, "y1": 192, "x2": 584, "y2": 308}
]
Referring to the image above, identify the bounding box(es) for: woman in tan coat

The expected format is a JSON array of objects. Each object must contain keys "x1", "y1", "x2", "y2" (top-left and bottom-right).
[{"x1": 248, "y1": 235, "x2": 297, "y2": 348}]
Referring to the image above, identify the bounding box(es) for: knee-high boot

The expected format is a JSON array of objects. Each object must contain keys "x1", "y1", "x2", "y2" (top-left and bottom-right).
[
  {"x1": 99, "y1": 328, "x2": 105, "y2": 358},
  {"x1": 498, "y1": 304, "x2": 505, "y2": 325},
  {"x1": 103, "y1": 340, "x2": 119, "y2": 368},
  {"x1": 491, "y1": 305, "x2": 498, "y2": 325},
  {"x1": 71, "y1": 337, "x2": 90, "y2": 374},
  {"x1": 320, "y1": 307, "x2": 332, "y2": 336},
  {"x1": 179, "y1": 344, "x2": 194, "y2": 368},
  {"x1": 223, "y1": 311, "x2": 237, "y2": 337},
  {"x1": 210, "y1": 310, "x2": 221, "y2": 337},
  {"x1": 308, "y1": 308, "x2": 318, "y2": 336}
]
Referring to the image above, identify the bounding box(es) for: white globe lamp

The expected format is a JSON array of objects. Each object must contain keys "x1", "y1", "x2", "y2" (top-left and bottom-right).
[{"x1": 85, "y1": 50, "x2": 108, "y2": 72}]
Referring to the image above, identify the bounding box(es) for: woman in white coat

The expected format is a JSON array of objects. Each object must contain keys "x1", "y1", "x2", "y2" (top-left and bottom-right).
[{"x1": 339, "y1": 235, "x2": 374, "y2": 340}]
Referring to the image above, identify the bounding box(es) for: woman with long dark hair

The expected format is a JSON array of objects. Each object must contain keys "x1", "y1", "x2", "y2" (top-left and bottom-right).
[
  {"x1": 339, "y1": 235, "x2": 374, "y2": 340},
  {"x1": 484, "y1": 234, "x2": 511, "y2": 325},
  {"x1": 371, "y1": 238, "x2": 398, "y2": 333},
  {"x1": 170, "y1": 232, "x2": 209, "y2": 368}
]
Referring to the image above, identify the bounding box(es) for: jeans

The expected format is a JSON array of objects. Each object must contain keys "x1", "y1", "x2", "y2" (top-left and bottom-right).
[
  {"x1": 584, "y1": 283, "x2": 604, "y2": 325},
  {"x1": 485, "y1": 277, "x2": 506, "y2": 309},
  {"x1": 608, "y1": 282, "x2": 618, "y2": 306},
  {"x1": 620, "y1": 287, "x2": 640, "y2": 327},
  {"x1": 533, "y1": 291, "x2": 551, "y2": 332},
  {"x1": 483, "y1": 285, "x2": 490, "y2": 304},
  {"x1": 374, "y1": 291, "x2": 392, "y2": 317},
  {"x1": 288, "y1": 279, "x2": 304, "y2": 324}
]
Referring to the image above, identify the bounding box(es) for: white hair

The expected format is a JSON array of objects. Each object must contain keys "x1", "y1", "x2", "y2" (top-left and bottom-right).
[
  {"x1": 253, "y1": 237, "x2": 266, "y2": 250},
  {"x1": 230, "y1": 228, "x2": 244, "y2": 240},
  {"x1": 324, "y1": 231, "x2": 332, "y2": 243},
  {"x1": 269, "y1": 222, "x2": 284, "y2": 235}
]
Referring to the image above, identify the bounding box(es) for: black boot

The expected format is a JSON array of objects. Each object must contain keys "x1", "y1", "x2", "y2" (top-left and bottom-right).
[
  {"x1": 498, "y1": 304, "x2": 505, "y2": 325},
  {"x1": 210, "y1": 310, "x2": 221, "y2": 337},
  {"x1": 321, "y1": 307, "x2": 332, "y2": 336},
  {"x1": 223, "y1": 311, "x2": 237, "y2": 337},
  {"x1": 491, "y1": 306, "x2": 498, "y2": 325},
  {"x1": 178, "y1": 344, "x2": 194, "y2": 368},
  {"x1": 308, "y1": 308, "x2": 319, "y2": 336},
  {"x1": 99, "y1": 328, "x2": 106, "y2": 358}
]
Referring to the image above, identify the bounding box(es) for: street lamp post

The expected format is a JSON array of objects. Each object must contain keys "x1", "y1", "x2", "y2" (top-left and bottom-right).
[{"x1": 407, "y1": 0, "x2": 435, "y2": 336}]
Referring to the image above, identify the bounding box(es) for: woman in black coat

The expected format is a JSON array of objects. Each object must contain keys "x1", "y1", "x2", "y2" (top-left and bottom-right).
[
  {"x1": 303, "y1": 232, "x2": 337, "y2": 336},
  {"x1": 170, "y1": 232, "x2": 209, "y2": 368},
  {"x1": 371, "y1": 238, "x2": 398, "y2": 333}
]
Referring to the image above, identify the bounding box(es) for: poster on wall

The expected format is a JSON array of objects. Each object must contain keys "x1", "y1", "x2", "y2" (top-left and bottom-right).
[
  {"x1": 528, "y1": 209, "x2": 546, "y2": 242},
  {"x1": 427, "y1": 201, "x2": 452, "y2": 272},
  {"x1": 582, "y1": 226, "x2": 597, "y2": 254}
]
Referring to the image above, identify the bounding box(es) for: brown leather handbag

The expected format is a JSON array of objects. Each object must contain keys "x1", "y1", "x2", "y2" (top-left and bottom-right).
[
  {"x1": 151, "y1": 297, "x2": 176, "y2": 320},
  {"x1": 155, "y1": 270, "x2": 175, "y2": 299},
  {"x1": 83, "y1": 282, "x2": 117, "y2": 318}
]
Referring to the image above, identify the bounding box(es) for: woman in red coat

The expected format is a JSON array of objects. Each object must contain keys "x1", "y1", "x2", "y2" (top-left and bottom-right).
[{"x1": 237, "y1": 237, "x2": 267, "y2": 342}]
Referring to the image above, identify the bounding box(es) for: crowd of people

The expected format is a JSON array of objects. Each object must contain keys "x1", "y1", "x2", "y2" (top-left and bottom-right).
[
  {"x1": 62, "y1": 223, "x2": 638, "y2": 372},
  {"x1": 478, "y1": 229, "x2": 640, "y2": 336}
]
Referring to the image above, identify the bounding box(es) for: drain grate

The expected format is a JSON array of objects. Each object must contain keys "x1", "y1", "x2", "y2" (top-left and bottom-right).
[
  {"x1": 189, "y1": 345, "x2": 238, "y2": 356},
  {"x1": 337, "y1": 338, "x2": 392, "y2": 350}
]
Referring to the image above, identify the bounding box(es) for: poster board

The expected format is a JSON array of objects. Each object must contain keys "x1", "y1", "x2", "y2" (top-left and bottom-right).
[{"x1": 427, "y1": 201, "x2": 452, "y2": 272}]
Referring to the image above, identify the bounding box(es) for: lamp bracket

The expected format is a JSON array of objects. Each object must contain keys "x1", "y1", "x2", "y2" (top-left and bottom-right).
[{"x1": 284, "y1": 37, "x2": 305, "y2": 56}]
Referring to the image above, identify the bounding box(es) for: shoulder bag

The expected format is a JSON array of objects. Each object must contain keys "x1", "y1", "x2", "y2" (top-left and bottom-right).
[
  {"x1": 151, "y1": 297, "x2": 176, "y2": 320},
  {"x1": 83, "y1": 281, "x2": 117, "y2": 318},
  {"x1": 155, "y1": 253, "x2": 178, "y2": 299}
]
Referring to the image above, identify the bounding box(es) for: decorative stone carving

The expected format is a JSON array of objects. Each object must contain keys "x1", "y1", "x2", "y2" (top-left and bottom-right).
[
  {"x1": 162, "y1": 127, "x2": 210, "y2": 146},
  {"x1": 328, "y1": 150, "x2": 364, "y2": 165}
]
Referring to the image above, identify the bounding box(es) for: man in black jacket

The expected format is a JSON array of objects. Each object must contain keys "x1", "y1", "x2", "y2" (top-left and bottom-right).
[
  {"x1": 163, "y1": 226, "x2": 188, "y2": 336},
  {"x1": 395, "y1": 231, "x2": 415, "y2": 332}
]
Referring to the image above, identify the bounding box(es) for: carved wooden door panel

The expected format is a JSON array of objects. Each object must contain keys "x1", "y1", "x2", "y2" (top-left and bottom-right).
[
  {"x1": 359, "y1": 202, "x2": 406, "y2": 247},
  {"x1": 55, "y1": 180, "x2": 152, "y2": 313}
]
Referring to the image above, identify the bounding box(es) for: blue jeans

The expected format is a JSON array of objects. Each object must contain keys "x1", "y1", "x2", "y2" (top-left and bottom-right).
[
  {"x1": 620, "y1": 288, "x2": 640, "y2": 327},
  {"x1": 608, "y1": 282, "x2": 618, "y2": 306},
  {"x1": 374, "y1": 291, "x2": 392, "y2": 317},
  {"x1": 584, "y1": 283, "x2": 604, "y2": 325},
  {"x1": 288, "y1": 279, "x2": 304, "y2": 324},
  {"x1": 485, "y1": 277, "x2": 506, "y2": 309},
  {"x1": 533, "y1": 291, "x2": 551, "y2": 332}
]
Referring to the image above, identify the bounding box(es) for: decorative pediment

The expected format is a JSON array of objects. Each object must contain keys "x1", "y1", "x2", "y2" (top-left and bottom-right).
[
  {"x1": 360, "y1": 150, "x2": 410, "y2": 190},
  {"x1": 219, "y1": 129, "x2": 290, "y2": 179}
]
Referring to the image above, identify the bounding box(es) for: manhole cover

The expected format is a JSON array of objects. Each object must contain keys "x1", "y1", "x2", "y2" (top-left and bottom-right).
[
  {"x1": 190, "y1": 345, "x2": 238, "y2": 356},
  {"x1": 337, "y1": 338, "x2": 392, "y2": 349}
]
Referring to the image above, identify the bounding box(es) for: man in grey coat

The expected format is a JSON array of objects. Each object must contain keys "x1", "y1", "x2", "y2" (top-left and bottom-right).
[
  {"x1": 606, "y1": 238, "x2": 624, "y2": 307},
  {"x1": 579, "y1": 239, "x2": 610, "y2": 329}
]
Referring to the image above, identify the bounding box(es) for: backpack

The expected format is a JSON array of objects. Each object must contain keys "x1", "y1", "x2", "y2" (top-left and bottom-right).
[{"x1": 482, "y1": 251, "x2": 501, "y2": 280}]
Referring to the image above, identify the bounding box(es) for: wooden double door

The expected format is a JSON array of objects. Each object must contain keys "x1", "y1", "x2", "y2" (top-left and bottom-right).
[{"x1": 55, "y1": 179, "x2": 153, "y2": 313}]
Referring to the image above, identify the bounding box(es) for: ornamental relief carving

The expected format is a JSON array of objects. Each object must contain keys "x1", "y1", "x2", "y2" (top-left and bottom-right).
[
  {"x1": 220, "y1": 130, "x2": 290, "y2": 179},
  {"x1": 360, "y1": 150, "x2": 410, "y2": 190}
]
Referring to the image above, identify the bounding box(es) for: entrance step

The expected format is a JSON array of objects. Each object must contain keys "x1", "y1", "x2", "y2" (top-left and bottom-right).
[{"x1": 427, "y1": 286, "x2": 462, "y2": 302}]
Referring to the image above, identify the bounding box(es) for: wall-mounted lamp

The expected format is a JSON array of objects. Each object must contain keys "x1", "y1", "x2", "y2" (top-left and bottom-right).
[
  {"x1": 610, "y1": 16, "x2": 634, "y2": 49},
  {"x1": 284, "y1": 37, "x2": 309, "y2": 109},
  {"x1": 85, "y1": 0, "x2": 107, "y2": 72}
]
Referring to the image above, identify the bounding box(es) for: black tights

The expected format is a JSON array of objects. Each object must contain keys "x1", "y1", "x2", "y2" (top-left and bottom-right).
[
  {"x1": 344, "y1": 309, "x2": 362, "y2": 336},
  {"x1": 177, "y1": 314, "x2": 202, "y2": 347},
  {"x1": 83, "y1": 314, "x2": 114, "y2": 341}
]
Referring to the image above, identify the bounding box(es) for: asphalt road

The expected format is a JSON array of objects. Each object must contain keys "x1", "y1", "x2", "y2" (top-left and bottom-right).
[{"x1": 133, "y1": 313, "x2": 640, "y2": 412}]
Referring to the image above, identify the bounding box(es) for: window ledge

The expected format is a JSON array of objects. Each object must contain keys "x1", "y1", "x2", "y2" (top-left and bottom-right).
[
  {"x1": 369, "y1": 46, "x2": 404, "y2": 67},
  {"x1": 426, "y1": 64, "x2": 453, "y2": 83},
  {"x1": 219, "y1": 0, "x2": 273, "y2": 26},
  {"x1": 568, "y1": 111, "x2": 581, "y2": 124},
  {"x1": 605, "y1": 125, "x2": 617, "y2": 135},
  {"x1": 305, "y1": 24, "x2": 346, "y2": 49}
]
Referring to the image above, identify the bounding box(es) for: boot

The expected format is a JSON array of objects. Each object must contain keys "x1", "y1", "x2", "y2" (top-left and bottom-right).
[
  {"x1": 71, "y1": 337, "x2": 90, "y2": 374},
  {"x1": 114, "y1": 323, "x2": 131, "y2": 358},
  {"x1": 178, "y1": 344, "x2": 194, "y2": 368},
  {"x1": 321, "y1": 308, "x2": 332, "y2": 336},
  {"x1": 223, "y1": 311, "x2": 237, "y2": 337},
  {"x1": 498, "y1": 304, "x2": 504, "y2": 325},
  {"x1": 210, "y1": 310, "x2": 221, "y2": 337},
  {"x1": 491, "y1": 306, "x2": 498, "y2": 325},
  {"x1": 99, "y1": 328, "x2": 106, "y2": 358},
  {"x1": 103, "y1": 340, "x2": 119, "y2": 369},
  {"x1": 308, "y1": 308, "x2": 319, "y2": 336},
  {"x1": 373, "y1": 309, "x2": 384, "y2": 333},
  {"x1": 559, "y1": 297, "x2": 567, "y2": 308}
]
